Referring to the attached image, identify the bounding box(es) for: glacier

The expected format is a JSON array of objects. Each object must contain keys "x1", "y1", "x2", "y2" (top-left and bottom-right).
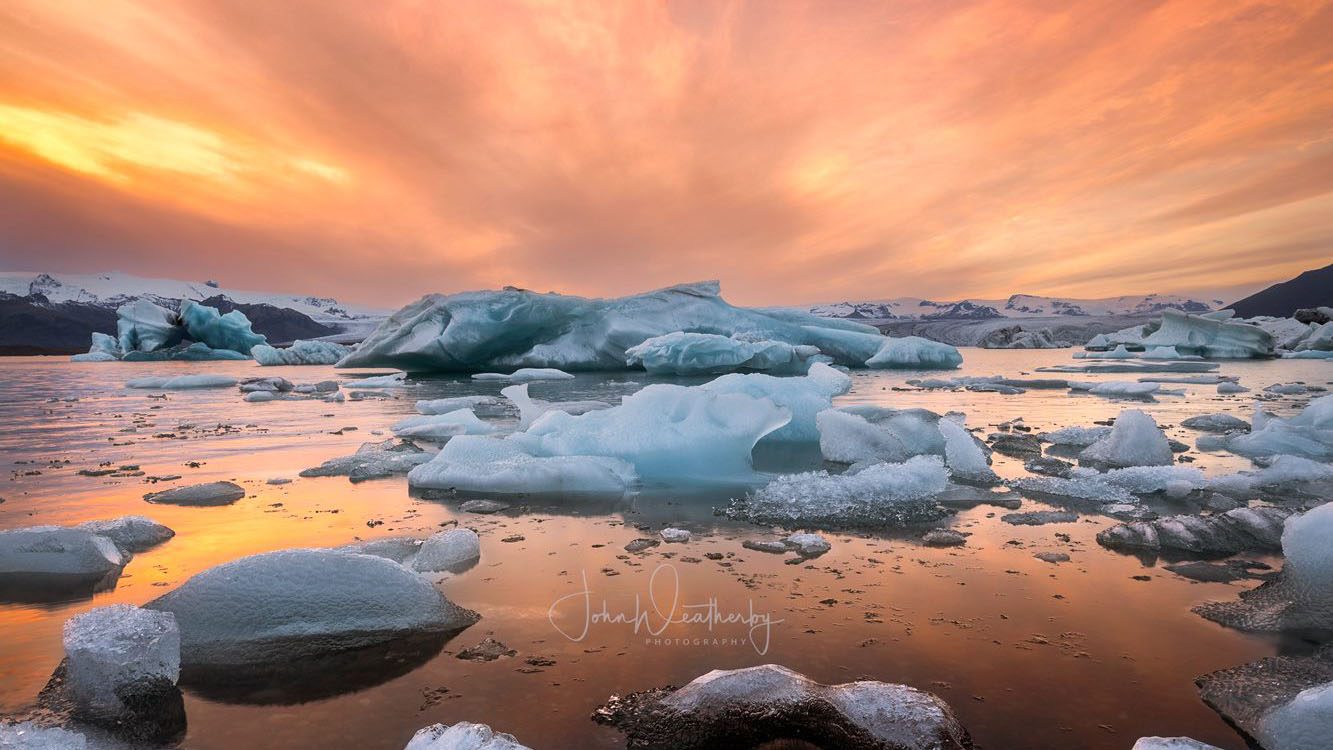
[
  {"x1": 336, "y1": 281, "x2": 961, "y2": 372},
  {"x1": 625, "y1": 332, "x2": 823, "y2": 375}
]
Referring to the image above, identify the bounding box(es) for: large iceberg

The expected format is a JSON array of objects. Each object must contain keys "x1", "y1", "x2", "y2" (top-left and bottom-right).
[
  {"x1": 117, "y1": 299, "x2": 183, "y2": 353},
  {"x1": 337, "y1": 281, "x2": 960, "y2": 372},
  {"x1": 253, "y1": 339, "x2": 351, "y2": 365},
  {"x1": 78, "y1": 298, "x2": 267, "y2": 361},
  {"x1": 625, "y1": 332, "x2": 822, "y2": 375},
  {"x1": 177, "y1": 300, "x2": 266, "y2": 354},
  {"x1": 1088, "y1": 309, "x2": 1274, "y2": 359}
]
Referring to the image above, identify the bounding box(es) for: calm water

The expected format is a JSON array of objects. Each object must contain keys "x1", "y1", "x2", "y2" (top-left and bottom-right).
[{"x1": 0, "y1": 351, "x2": 1328, "y2": 749}]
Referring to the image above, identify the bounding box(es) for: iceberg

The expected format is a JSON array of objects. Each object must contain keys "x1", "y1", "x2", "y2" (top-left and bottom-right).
[
  {"x1": 337, "y1": 280, "x2": 941, "y2": 372},
  {"x1": 177, "y1": 300, "x2": 266, "y2": 354},
  {"x1": 253, "y1": 339, "x2": 351, "y2": 366},
  {"x1": 732, "y1": 456, "x2": 950, "y2": 527},
  {"x1": 625, "y1": 332, "x2": 822, "y2": 375},
  {"x1": 1094, "y1": 309, "x2": 1275, "y2": 358},
  {"x1": 1079, "y1": 409, "x2": 1173, "y2": 468},
  {"x1": 939, "y1": 417, "x2": 997, "y2": 482},
  {"x1": 817, "y1": 406, "x2": 948, "y2": 464},
  {"x1": 391, "y1": 410, "x2": 499, "y2": 441},
  {"x1": 501, "y1": 384, "x2": 610, "y2": 430},
  {"x1": 71, "y1": 332, "x2": 123, "y2": 362},
  {"x1": 125, "y1": 374, "x2": 238, "y2": 390},
  {"x1": 122, "y1": 341, "x2": 249, "y2": 361},
  {"x1": 408, "y1": 436, "x2": 637, "y2": 498},
  {"x1": 144, "y1": 549, "x2": 478, "y2": 668},
  {"x1": 697, "y1": 362, "x2": 850, "y2": 442},
  {"x1": 117, "y1": 299, "x2": 183, "y2": 353},
  {"x1": 1197, "y1": 652, "x2": 1333, "y2": 750},
  {"x1": 864, "y1": 335, "x2": 963, "y2": 369},
  {"x1": 1226, "y1": 395, "x2": 1333, "y2": 461},
  {"x1": 471, "y1": 367, "x2": 575, "y2": 382}
]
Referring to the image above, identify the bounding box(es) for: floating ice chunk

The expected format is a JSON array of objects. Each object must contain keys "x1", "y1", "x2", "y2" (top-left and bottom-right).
[
  {"x1": 1282, "y1": 504, "x2": 1333, "y2": 598},
  {"x1": 125, "y1": 374, "x2": 238, "y2": 390},
  {"x1": 145, "y1": 549, "x2": 478, "y2": 667},
  {"x1": 0, "y1": 526, "x2": 125, "y2": 586},
  {"x1": 63, "y1": 604, "x2": 180, "y2": 724},
  {"x1": 178, "y1": 300, "x2": 266, "y2": 354},
  {"x1": 1141, "y1": 346, "x2": 1197, "y2": 360},
  {"x1": 783, "y1": 532, "x2": 831, "y2": 556},
  {"x1": 1097, "y1": 507, "x2": 1290, "y2": 555},
  {"x1": 1095, "y1": 466, "x2": 1205, "y2": 495},
  {"x1": 70, "y1": 350, "x2": 119, "y2": 363},
  {"x1": 1227, "y1": 395, "x2": 1333, "y2": 460},
  {"x1": 659, "y1": 528, "x2": 691, "y2": 543},
  {"x1": 1131, "y1": 738, "x2": 1223, "y2": 749},
  {"x1": 0, "y1": 722, "x2": 88, "y2": 749},
  {"x1": 939, "y1": 417, "x2": 997, "y2": 482},
  {"x1": 253, "y1": 339, "x2": 350, "y2": 366},
  {"x1": 1014, "y1": 475, "x2": 1135, "y2": 504},
  {"x1": 75, "y1": 516, "x2": 174, "y2": 553},
  {"x1": 865, "y1": 336, "x2": 962, "y2": 370},
  {"x1": 409, "y1": 436, "x2": 637, "y2": 498},
  {"x1": 122, "y1": 341, "x2": 249, "y2": 361},
  {"x1": 818, "y1": 406, "x2": 948, "y2": 464},
  {"x1": 625, "y1": 332, "x2": 821, "y2": 375},
  {"x1": 595, "y1": 664, "x2": 970, "y2": 750},
  {"x1": 117, "y1": 299, "x2": 182, "y2": 353},
  {"x1": 1100, "y1": 344, "x2": 1136, "y2": 359},
  {"x1": 1079, "y1": 410, "x2": 1173, "y2": 468},
  {"x1": 1266, "y1": 382, "x2": 1317, "y2": 395},
  {"x1": 1039, "y1": 425, "x2": 1111, "y2": 447},
  {"x1": 412, "y1": 529, "x2": 481, "y2": 573},
  {"x1": 1073, "y1": 381, "x2": 1160, "y2": 399},
  {"x1": 338, "y1": 281, "x2": 890, "y2": 372},
  {"x1": 1039, "y1": 362, "x2": 1218, "y2": 374},
  {"x1": 1136, "y1": 309, "x2": 1275, "y2": 358},
  {"x1": 1217, "y1": 382, "x2": 1250, "y2": 394},
  {"x1": 244, "y1": 391, "x2": 278, "y2": 402},
  {"x1": 1258, "y1": 681, "x2": 1333, "y2": 750},
  {"x1": 342, "y1": 372, "x2": 407, "y2": 388},
  {"x1": 337, "y1": 537, "x2": 422, "y2": 564},
  {"x1": 698, "y1": 362, "x2": 850, "y2": 442},
  {"x1": 239, "y1": 376, "x2": 294, "y2": 393},
  {"x1": 404, "y1": 722, "x2": 532, "y2": 750},
  {"x1": 1283, "y1": 349, "x2": 1333, "y2": 359},
  {"x1": 300, "y1": 439, "x2": 433, "y2": 482},
  {"x1": 72, "y1": 332, "x2": 124, "y2": 362},
  {"x1": 416, "y1": 396, "x2": 504, "y2": 415},
  {"x1": 1181, "y1": 413, "x2": 1250, "y2": 432},
  {"x1": 734, "y1": 456, "x2": 949, "y2": 527},
  {"x1": 144, "y1": 481, "x2": 245, "y2": 507},
  {"x1": 472, "y1": 368, "x2": 574, "y2": 383},
  {"x1": 501, "y1": 384, "x2": 610, "y2": 430},
  {"x1": 391, "y1": 410, "x2": 499, "y2": 441}
]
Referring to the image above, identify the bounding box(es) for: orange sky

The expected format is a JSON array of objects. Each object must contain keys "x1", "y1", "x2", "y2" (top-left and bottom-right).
[{"x1": 1, "y1": 0, "x2": 1330, "y2": 308}]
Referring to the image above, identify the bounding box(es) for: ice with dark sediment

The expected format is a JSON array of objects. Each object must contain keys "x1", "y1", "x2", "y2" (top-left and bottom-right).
[
  {"x1": 1196, "y1": 648, "x2": 1333, "y2": 750},
  {"x1": 1181, "y1": 413, "x2": 1251, "y2": 432},
  {"x1": 144, "y1": 481, "x2": 245, "y2": 507},
  {"x1": 300, "y1": 439, "x2": 434, "y2": 482},
  {"x1": 1096, "y1": 507, "x2": 1292, "y2": 556}
]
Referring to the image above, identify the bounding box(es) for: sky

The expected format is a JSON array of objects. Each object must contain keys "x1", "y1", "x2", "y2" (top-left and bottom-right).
[{"x1": 1, "y1": 0, "x2": 1330, "y2": 309}]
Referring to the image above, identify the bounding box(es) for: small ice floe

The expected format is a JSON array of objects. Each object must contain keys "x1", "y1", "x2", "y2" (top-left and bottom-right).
[
  {"x1": 1038, "y1": 425, "x2": 1112, "y2": 448},
  {"x1": 1001, "y1": 510, "x2": 1079, "y2": 526},
  {"x1": 1196, "y1": 650, "x2": 1333, "y2": 750},
  {"x1": 409, "y1": 437, "x2": 636, "y2": 499},
  {"x1": 501, "y1": 384, "x2": 610, "y2": 430},
  {"x1": 1180, "y1": 413, "x2": 1250, "y2": 432},
  {"x1": 238, "y1": 376, "x2": 294, "y2": 393},
  {"x1": 416, "y1": 395, "x2": 505, "y2": 416},
  {"x1": 625, "y1": 332, "x2": 823, "y2": 375},
  {"x1": 391, "y1": 409, "x2": 499, "y2": 441},
  {"x1": 60, "y1": 604, "x2": 182, "y2": 739},
  {"x1": 593, "y1": 664, "x2": 970, "y2": 750},
  {"x1": 784, "y1": 532, "x2": 831, "y2": 557},
  {"x1": 1218, "y1": 381, "x2": 1250, "y2": 394},
  {"x1": 341, "y1": 372, "x2": 407, "y2": 388},
  {"x1": 410, "y1": 529, "x2": 482, "y2": 573},
  {"x1": 266, "y1": 477, "x2": 292, "y2": 485},
  {"x1": 243, "y1": 390, "x2": 279, "y2": 402},
  {"x1": 939, "y1": 417, "x2": 998, "y2": 482},
  {"x1": 730, "y1": 456, "x2": 949, "y2": 528},
  {"x1": 864, "y1": 335, "x2": 962, "y2": 369},
  {"x1": 1068, "y1": 381, "x2": 1161, "y2": 399},
  {"x1": 125, "y1": 374, "x2": 238, "y2": 390},
  {"x1": 144, "y1": 481, "x2": 245, "y2": 507},
  {"x1": 1079, "y1": 409, "x2": 1173, "y2": 468},
  {"x1": 0, "y1": 527, "x2": 127, "y2": 594},
  {"x1": 471, "y1": 368, "x2": 574, "y2": 383},
  {"x1": 1034, "y1": 551, "x2": 1070, "y2": 564},
  {"x1": 1014, "y1": 475, "x2": 1135, "y2": 505},
  {"x1": 0, "y1": 722, "x2": 90, "y2": 748},
  {"x1": 300, "y1": 439, "x2": 433, "y2": 483},
  {"x1": 1139, "y1": 374, "x2": 1233, "y2": 385},
  {"x1": 989, "y1": 432, "x2": 1042, "y2": 458},
  {"x1": 659, "y1": 528, "x2": 691, "y2": 543},
  {"x1": 1226, "y1": 395, "x2": 1333, "y2": 461},
  {"x1": 1024, "y1": 456, "x2": 1074, "y2": 477},
  {"x1": 252, "y1": 340, "x2": 350, "y2": 366},
  {"x1": 1096, "y1": 507, "x2": 1291, "y2": 556},
  {"x1": 76, "y1": 516, "x2": 174, "y2": 553},
  {"x1": 1265, "y1": 382, "x2": 1317, "y2": 395},
  {"x1": 460, "y1": 499, "x2": 510, "y2": 514},
  {"x1": 404, "y1": 722, "x2": 532, "y2": 750},
  {"x1": 1039, "y1": 361, "x2": 1218, "y2": 374},
  {"x1": 144, "y1": 548, "x2": 479, "y2": 671},
  {"x1": 1194, "y1": 504, "x2": 1333, "y2": 635},
  {"x1": 922, "y1": 529, "x2": 967, "y2": 547}
]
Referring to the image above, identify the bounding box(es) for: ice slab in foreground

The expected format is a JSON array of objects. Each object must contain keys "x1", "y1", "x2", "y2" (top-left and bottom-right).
[
  {"x1": 63, "y1": 604, "x2": 180, "y2": 724},
  {"x1": 338, "y1": 280, "x2": 960, "y2": 372},
  {"x1": 342, "y1": 372, "x2": 407, "y2": 388},
  {"x1": 733, "y1": 455, "x2": 950, "y2": 527},
  {"x1": 145, "y1": 549, "x2": 478, "y2": 668},
  {"x1": 1197, "y1": 650, "x2": 1333, "y2": 750},
  {"x1": 625, "y1": 332, "x2": 823, "y2": 375},
  {"x1": 253, "y1": 339, "x2": 351, "y2": 366},
  {"x1": 595, "y1": 663, "x2": 970, "y2": 750},
  {"x1": 0, "y1": 527, "x2": 126, "y2": 586},
  {"x1": 404, "y1": 722, "x2": 532, "y2": 750}
]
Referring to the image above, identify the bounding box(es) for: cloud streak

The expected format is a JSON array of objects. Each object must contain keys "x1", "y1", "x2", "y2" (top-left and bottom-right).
[{"x1": 1, "y1": 0, "x2": 1330, "y2": 307}]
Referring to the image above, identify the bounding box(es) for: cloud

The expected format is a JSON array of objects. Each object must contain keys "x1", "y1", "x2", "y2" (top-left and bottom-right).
[{"x1": 1, "y1": 0, "x2": 1330, "y2": 307}]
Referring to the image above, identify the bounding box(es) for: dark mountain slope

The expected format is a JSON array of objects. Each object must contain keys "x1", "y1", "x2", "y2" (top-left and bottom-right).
[{"x1": 1228, "y1": 264, "x2": 1332, "y2": 318}]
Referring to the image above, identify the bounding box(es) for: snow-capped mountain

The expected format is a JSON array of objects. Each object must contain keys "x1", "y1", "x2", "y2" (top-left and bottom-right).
[
  {"x1": 809, "y1": 293, "x2": 1221, "y2": 321},
  {"x1": 0, "y1": 271, "x2": 388, "y2": 324}
]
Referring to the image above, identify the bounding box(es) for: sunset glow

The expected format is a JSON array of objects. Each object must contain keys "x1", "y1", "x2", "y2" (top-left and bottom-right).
[{"x1": 2, "y1": 0, "x2": 1330, "y2": 306}]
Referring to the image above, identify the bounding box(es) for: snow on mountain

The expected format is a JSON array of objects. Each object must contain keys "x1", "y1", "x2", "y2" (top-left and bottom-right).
[
  {"x1": 809, "y1": 293, "x2": 1222, "y2": 321},
  {"x1": 0, "y1": 271, "x2": 388, "y2": 324}
]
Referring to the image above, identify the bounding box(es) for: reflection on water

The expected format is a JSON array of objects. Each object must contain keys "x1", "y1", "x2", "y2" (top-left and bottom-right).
[{"x1": 0, "y1": 352, "x2": 1327, "y2": 749}]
